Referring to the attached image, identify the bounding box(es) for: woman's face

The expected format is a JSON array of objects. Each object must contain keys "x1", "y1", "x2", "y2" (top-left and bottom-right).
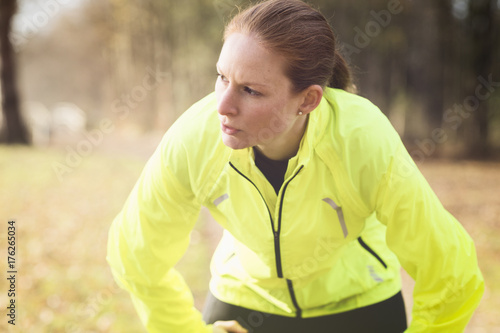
[{"x1": 215, "y1": 33, "x2": 307, "y2": 156}]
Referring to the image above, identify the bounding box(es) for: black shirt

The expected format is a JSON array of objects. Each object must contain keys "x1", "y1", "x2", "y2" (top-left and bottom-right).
[{"x1": 253, "y1": 147, "x2": 289, "y2": 195}]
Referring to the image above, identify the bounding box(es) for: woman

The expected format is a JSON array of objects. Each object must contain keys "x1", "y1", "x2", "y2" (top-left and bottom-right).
[{"x1": 107, "y1": 1, "x2": 484, "y2": 332}]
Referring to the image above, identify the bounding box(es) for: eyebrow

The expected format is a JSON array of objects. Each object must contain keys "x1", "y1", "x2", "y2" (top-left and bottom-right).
[{"x1": 216, "y1": 64, "x2": 268, "y2": 88}]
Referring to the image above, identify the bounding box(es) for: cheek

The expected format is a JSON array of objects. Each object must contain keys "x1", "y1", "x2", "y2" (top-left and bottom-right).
[
  {"x1": 269, "y1": 111, "x2": 291, "y2": 133},
  {"x1": 265, "y1": 103, "x2": 294, "y2": 133},
  {"x1": 245, "y1": 105, "x2": 290, "y2": 142}
]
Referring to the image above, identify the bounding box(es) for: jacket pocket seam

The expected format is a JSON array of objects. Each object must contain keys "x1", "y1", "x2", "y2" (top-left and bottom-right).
[{"x1": 357, "y1": 236, "x2": 388, "y2": 269}]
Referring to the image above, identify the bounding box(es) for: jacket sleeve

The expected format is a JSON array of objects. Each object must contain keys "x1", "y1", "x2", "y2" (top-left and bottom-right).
[
  {"x1": 374, "y1": 143, "x2": 484, "y2": 332},
  {"x1": 106, "y1": 133, "x2": 213, "y2": 333}
]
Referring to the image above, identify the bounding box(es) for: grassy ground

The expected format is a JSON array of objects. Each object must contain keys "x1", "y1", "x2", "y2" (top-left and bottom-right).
[{"x1": 0, "y1": 139, "x2": 498, "y2": 332}]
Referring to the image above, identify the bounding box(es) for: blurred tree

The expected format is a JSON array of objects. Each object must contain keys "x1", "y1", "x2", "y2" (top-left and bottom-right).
[
  {"x1": 0, "y1": 0, "x2": 30, "y2": 144},
  {"x1": 466, "y1": 0, "x2": 497, "y2": 158},
  {"x1": 317, "y1": 0, "x2": 500, "y2": 157},
  {"x1": 105, "y1": 0, "x2": 222, "y2": 131}
]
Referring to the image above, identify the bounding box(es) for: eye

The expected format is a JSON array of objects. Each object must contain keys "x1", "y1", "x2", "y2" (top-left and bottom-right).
[
  {"x1": 244, "y1": 86, "x2": 261, "y2": 96},
  {"x1": 217, "y1": 73, "x2": 229, "y2": 83}
]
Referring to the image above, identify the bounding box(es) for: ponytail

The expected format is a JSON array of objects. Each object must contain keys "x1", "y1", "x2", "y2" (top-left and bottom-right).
[{"x1": 329, "y1": 52, "x2": 354, "y2": 92}]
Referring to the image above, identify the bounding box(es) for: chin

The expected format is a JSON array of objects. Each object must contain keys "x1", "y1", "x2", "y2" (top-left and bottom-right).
[{"x1": 221, "y1": 134, "x2": 252, "y2": 150}]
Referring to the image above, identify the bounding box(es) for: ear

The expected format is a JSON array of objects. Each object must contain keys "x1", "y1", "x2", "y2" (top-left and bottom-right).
[{"x1": 298, "y1": 85, "x2": 323, "y2": 115}]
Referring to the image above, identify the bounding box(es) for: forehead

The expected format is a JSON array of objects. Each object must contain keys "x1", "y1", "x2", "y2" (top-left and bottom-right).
[{"x1": 218, "y1": 33, "x2": 289, "y2": 86}]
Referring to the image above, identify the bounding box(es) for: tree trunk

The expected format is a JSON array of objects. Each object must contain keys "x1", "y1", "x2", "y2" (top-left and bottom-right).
[
  {"x1": 0, "y1": 0, "x2": 30, "y2": 144},
  {"x1": 466, "y1": 0, "x2": 495, "y2": 158}
]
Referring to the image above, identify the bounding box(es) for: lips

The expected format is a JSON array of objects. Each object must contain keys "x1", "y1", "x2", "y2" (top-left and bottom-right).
[{"x1": 221, "y1": 123, "x2": 240, "y2": 135}]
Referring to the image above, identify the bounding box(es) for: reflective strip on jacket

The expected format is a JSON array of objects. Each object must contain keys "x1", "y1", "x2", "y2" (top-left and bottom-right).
[{"x1": 107, "y1": 87, "x2": 484, "y2": 333}]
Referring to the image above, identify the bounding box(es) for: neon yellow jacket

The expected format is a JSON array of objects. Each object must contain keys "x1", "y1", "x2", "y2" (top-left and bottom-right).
[{"x1": 107, "y1": 88, "x2": 484, "y2": 333}]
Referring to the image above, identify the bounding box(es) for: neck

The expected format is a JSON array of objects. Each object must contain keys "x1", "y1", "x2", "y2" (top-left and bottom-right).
[{"x1": 256, "y1": 115, "x2": 308, "y2": 161}]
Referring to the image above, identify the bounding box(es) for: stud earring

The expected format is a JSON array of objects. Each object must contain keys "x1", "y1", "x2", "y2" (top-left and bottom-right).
[{"x1": 298, "y1": 111, "x2": 303, "y2": 116}]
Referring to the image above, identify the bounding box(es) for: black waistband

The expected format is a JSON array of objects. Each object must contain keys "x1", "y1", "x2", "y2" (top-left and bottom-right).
[{"x1": 202, "y1": 291, "x2": 407, "y2": 333}]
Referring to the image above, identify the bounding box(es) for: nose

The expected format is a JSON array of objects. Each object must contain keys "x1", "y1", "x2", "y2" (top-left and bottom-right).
[{"x1": 216, "y1": 86, "x2": 238, "y2": 117}]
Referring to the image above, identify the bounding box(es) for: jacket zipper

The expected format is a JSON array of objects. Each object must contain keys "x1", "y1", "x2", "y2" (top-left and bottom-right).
[
  {"x1": 275, "y1": 165, "x2": 303, "y2": 276},
  {"x1": 228, "y1": 162, "x2": 275, "y2": 230},
  {"x1": 229, "y1": 162, "x2": 304, "y2": 317},
  {"x1": 357, "y1": 236, "x2": 388, "y2": 269}
]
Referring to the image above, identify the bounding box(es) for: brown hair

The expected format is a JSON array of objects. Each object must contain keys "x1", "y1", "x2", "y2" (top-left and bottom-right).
[{"x1": 224, "y1": 0, "x2": 353, "y2": 92}]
